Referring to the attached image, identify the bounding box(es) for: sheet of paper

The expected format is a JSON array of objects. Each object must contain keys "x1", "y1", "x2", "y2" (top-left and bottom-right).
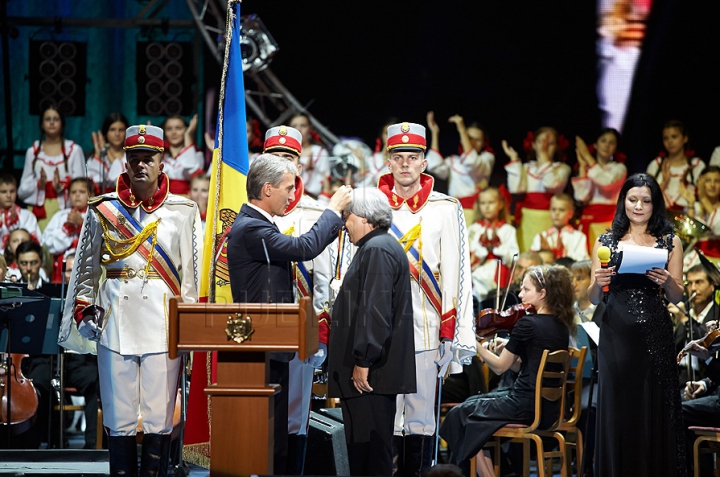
[
  {"x1": 616, "y1": 244, "x2": 668, "y2": 274},
  {"x1": 579, "y1": 321, "x2": 600, "y2": 346}
]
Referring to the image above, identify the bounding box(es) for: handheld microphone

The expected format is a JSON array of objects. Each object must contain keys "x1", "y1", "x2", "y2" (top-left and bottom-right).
[
  {"x1": 597, "y1": 246, "x2": 612, "y2": 293},
  {"x1": 261, "y1": 238, "x2": 272, "y2": 303}
]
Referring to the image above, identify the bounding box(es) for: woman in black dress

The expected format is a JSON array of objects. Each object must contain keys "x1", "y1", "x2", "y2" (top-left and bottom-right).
[
  {"x1": 440, "y1": 264, "x2": 575, "y2": 476},
  {"x1": 590, "y1": 173, "x2": 686, "y2": 476}
]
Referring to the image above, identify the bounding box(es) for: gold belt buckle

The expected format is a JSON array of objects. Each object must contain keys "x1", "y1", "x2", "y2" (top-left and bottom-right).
[
  {"x1": 137, "y1": 269, "x2": 146, "y2": 279},
  {"x1": 126, "y1": 268, "x2": 136, "y2": 279}
]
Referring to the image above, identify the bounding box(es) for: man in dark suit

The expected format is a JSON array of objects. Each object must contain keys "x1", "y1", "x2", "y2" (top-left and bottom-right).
[
  {"x1": 684, "y1": 341, "x2": 720, "y2": 476},
  {"x1": 328, "y1": 187, "x2": 417, "y2": 476},
  {"x1": 226, "y1": 153, "x2": 351, "y2": 474}
]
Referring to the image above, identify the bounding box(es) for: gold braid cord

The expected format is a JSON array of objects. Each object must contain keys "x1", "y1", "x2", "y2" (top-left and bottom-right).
[{"x1": 98, "y1": 214, "x2": 161, "y2": 277}]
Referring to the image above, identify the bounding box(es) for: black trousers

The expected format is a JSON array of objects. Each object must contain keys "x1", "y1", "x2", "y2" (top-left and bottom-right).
[
  {"x1": 682, "y1": 392, "x2": 720, "y2": 476},
  {"x1": 340, "y1": 393, "x2": 396, "y2": 477},
  {"x1": 270, "y1": 359, "x2": 289, "y2": 475},
  {"x1": 64, "y1": 354, "x2": 100, "y2": 448}
]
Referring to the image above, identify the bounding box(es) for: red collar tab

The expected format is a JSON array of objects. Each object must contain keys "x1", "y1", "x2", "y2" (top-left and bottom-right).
[
  {"x1": 378, "y1": 173, "x2": 434, "y2": 212},
  {"x1": 116, "y1": 172, "x2": 170, "y2": 212},
  {"x1": 284, "y1": 176, "x2": 305, "y2": 214}
]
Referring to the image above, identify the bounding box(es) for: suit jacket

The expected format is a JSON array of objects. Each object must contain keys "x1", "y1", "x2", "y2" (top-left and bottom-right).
[
  {"x1": 227, "y1": 203, "x2": 343, "y2": 304},
  {"x1": 328, "y1": 228, "x2": 417, "y2": 398}
]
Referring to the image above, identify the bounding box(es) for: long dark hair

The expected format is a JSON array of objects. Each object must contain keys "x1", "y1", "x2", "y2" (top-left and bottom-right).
[
  {"x1": 610, "y1": 173, "x2": 673, "y2": 240},
  {"x1": 101, "y1": 112, "x2": 129, "y2": 139},
  {"x1": 34, "y1": 104, "x2": 68, "y2": 173}
]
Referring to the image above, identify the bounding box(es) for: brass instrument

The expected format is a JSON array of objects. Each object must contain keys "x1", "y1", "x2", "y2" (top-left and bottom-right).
[{"x1": 667, "y1": 211, "x2": 710, "y2": 256}]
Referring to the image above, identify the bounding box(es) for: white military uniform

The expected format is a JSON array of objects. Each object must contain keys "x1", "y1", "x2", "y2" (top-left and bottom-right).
[
  {"x1": 530, "y1": 225, "x2": 590, "y2": 262},
  {"x1": 378, "y1": 173, "x2": 476, "y2": 436},
  {"x1": 59, "y1": 172, "x2": 202, "y2": 436},
  {"x1": 86, "y1": 153, "x2": 127, "y2": 194},
  {"x1": 467, "y1": 220, "x2": 519, "y2": 301}
]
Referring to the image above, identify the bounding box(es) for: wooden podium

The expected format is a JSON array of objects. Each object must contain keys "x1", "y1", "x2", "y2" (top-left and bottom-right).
[{"x1": 168, "y1": 296, "x2": 317, "y2": 476}]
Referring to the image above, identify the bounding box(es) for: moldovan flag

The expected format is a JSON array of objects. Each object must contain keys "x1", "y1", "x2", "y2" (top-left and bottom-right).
[{"x1": 183, "y1": 0, "x2": 248, "y2": 466}]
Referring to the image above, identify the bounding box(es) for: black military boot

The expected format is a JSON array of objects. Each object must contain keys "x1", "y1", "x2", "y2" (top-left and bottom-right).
[
  {"x1": 286, "y1": 433, "x2": 308, "y2": 475},
  {"x1": 139, "y1": 433, "x2": 171, "y2": 477},
  {"x1": 393, "y1": 435, "x2": 405, "y2": 476},
  {"x1": 404, "y1": 434, "x2": 434, "y2": 477},
  {"x1": 108, "y1": 435, "x2": 138, "y2": 477}
]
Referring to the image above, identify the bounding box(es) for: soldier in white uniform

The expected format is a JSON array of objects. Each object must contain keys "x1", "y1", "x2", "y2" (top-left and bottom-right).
[
  {"x1": 377, "y1": 122, "x2": 476, "y2": 476},
  {"x1": 59, "y1": 125, "x2": 202, "y2": 477}
]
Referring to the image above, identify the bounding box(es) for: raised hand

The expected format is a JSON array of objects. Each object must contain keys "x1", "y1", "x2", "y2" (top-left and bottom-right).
[
  {"x1": 501, "y1": 140, "x2": 519, "y2": 162},
  {"x1": 426, "y1": 111, "x2": 440, "y2": 134}
]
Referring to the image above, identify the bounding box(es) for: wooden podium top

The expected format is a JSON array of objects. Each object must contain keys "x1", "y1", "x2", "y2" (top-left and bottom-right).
[{"x1": 167, "y1": 296, "x2": 318, "y2": 360}]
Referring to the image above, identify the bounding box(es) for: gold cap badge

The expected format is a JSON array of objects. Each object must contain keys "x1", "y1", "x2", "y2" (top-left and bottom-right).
[{"x1": 401, "y1": 123, "x2": 410, "y2": 133}]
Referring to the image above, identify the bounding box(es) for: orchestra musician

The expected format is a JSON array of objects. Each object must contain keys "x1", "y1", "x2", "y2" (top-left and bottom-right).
[{"x1": 439, "y1": 264, "x2": 575, "y2": 476}]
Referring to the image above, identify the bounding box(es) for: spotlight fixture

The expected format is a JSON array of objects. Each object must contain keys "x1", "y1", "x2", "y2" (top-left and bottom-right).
[{"x1": 240, "y1": 15, "x2": 279, "y2": 73}]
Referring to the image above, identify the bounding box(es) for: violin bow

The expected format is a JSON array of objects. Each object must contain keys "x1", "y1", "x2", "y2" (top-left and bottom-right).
[
  {"x1": 501, "y1": 253, "x2": 519, "y2": 311},
  {"x1": 495, "y1": 259, "x2": 502, "y2": 310}
]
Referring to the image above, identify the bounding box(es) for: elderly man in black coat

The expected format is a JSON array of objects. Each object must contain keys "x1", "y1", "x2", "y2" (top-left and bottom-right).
[
  {"x1": 226, "y1": 153, "x2": 351, "y2": 473},
  {"x1": 328, "y1": 187, "x2": 417, "y2": 476}
]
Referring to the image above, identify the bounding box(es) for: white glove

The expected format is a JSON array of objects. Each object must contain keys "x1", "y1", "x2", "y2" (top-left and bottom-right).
[
  {"x1": 435, "y1": 341, "x2": 454, "y2": 378},
  {"x1": 305, "y1": 343, "x2": 327, "y2": 369},
  {"x1": 77, "y1": 317, "x2": 100, "y2": 341}
]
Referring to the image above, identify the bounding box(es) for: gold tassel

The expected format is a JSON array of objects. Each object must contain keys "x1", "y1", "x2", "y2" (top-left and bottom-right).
[{"x1": 397, "y1": 221, "x2": 423, "y2": 276}]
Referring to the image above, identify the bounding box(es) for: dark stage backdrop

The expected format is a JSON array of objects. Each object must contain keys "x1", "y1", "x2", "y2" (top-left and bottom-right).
[
  {"x1": 241, "y1": 0, "x2": 720, "y2": 177},
  {"x1": 2, "y1": 0, "x2": 719, "y2": 177}
]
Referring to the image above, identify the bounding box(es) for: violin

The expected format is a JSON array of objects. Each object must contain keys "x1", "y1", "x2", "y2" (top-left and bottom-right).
[
  {"x1": 1, "y1": 353, "x2": 40, "y2": 434},
  {"x1": 475, "y1": 303, "x2": 536, "y2": 340},
  {"x1": 677, "y1": 323, "x2": 720, "y2": 364}
]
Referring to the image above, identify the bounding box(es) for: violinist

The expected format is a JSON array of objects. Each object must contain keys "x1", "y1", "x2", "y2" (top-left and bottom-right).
[
  {"x1": 671, "y1": 264, "x2": 716, "y2": 384},
  {"x1": 681, "y1": 338, "x2": 720, "y2": 476},
  {"x1": 440, "y1": 265, "x2": 575, "y2": 476}
]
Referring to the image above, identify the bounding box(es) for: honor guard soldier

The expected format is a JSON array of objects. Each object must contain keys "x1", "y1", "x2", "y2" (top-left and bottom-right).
[
  {"x1": 59, "y1": 124, "x2": 202, "y2": 477},
  {"x1": 378, "y1": 122, "x2": 476, "y2": 476}
]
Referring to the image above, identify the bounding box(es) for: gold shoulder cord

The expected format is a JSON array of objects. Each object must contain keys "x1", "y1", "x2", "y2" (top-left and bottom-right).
[{"x1": 97, "y1": 214, "x2": 161, "y2": 279}]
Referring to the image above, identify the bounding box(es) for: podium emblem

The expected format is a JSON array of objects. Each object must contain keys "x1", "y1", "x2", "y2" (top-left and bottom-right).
[{"x1": 225, "y1": 314, "x2": 255, "y2": 343}]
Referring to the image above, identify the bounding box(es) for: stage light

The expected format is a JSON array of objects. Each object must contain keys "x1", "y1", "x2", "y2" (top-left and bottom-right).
[{"x1": 240, "y1": 15, "x2": 278, "y2": 73}]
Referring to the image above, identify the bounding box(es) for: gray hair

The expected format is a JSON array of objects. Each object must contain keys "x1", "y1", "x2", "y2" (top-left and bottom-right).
[
  {"x1": 347, "y1": 187, "x2": 393, "y2": 231},
  {"x1": 247, "y1": 153, "x2": 298, "y2": 200}
]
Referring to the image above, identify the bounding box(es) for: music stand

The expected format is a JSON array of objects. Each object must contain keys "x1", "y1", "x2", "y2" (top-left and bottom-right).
[{"x1": 0, "y1": 292, "x2": 50, "y2": 442}]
